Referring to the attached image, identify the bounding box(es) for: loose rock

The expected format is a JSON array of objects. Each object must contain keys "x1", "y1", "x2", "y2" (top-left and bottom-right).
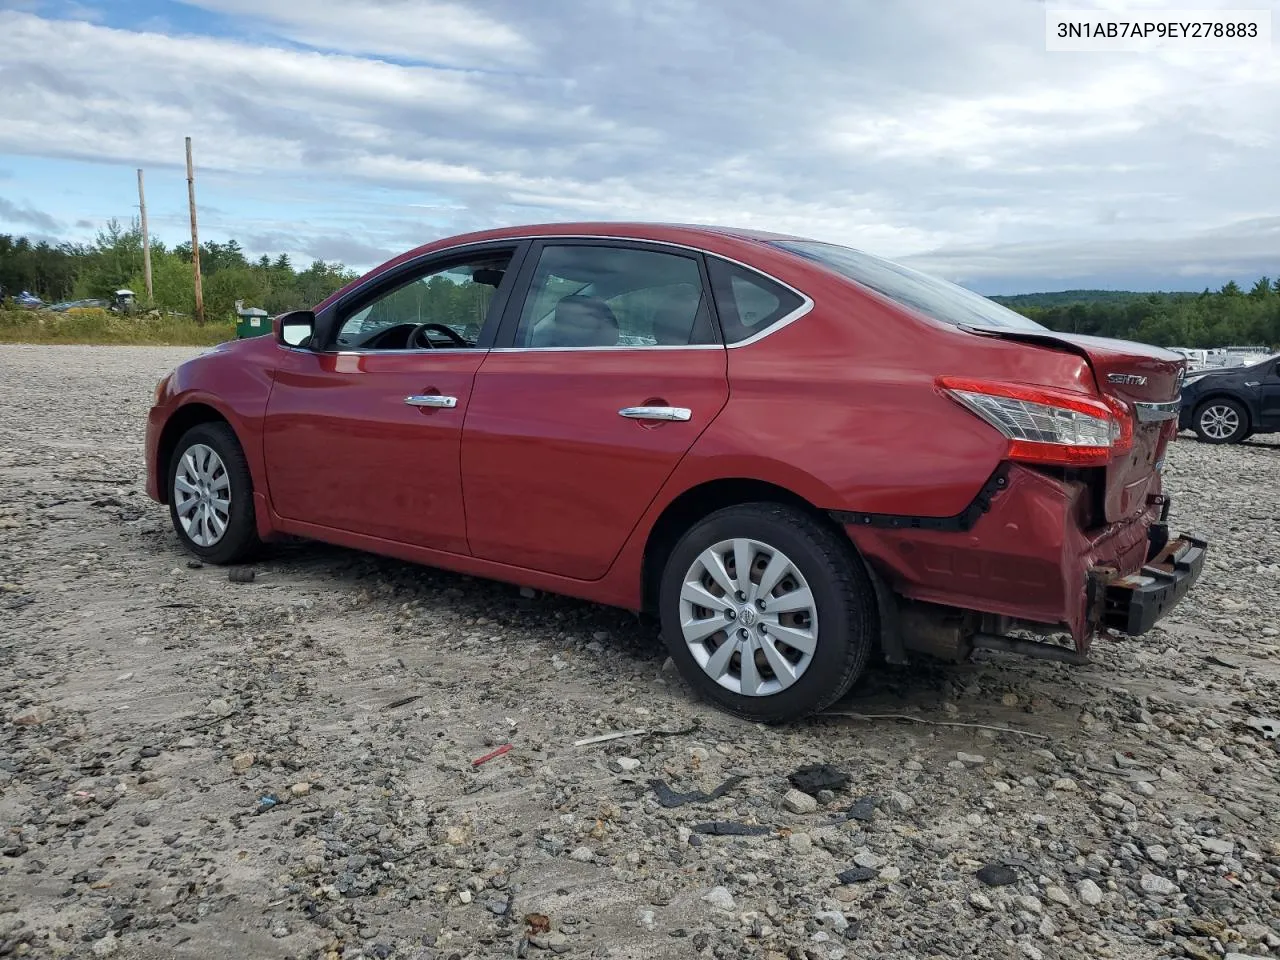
[
  {"x1": 1139, "y1": 874, "x2": 1179, "y2": 896},
  {"x1": 1077, "y1": 879, "x2": 1104, "y2": 906},
  {"x1": 886, "y1": 791, "x2": 915, "y2": 814},
  {"x1": 701, "y1": 886, "x2": 735, "y2": 911},
  {"x1": 12, "y1": 706, "x2": 52, "y2": 726},
  {"x1": 975, "y1": 864, "x2": 1018, "y2": 887},
  {"x1": 782, "y1": 788, "x2": 818, "y2": 814}
]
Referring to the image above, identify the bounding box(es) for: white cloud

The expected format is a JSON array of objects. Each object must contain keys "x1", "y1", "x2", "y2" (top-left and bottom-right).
[
  {"x1": 909, "y1": 215, "x2": 1280, "y2": 284},
  {"x1": 0, "y1": 0, "x2": 1276, "y2": 285},
  {"x1": 175, "y1": 0, "x2": 532, "y2": 65}
]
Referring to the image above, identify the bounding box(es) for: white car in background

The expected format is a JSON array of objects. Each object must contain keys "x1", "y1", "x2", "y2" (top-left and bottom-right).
[
  {"x1": 1170, "y1": 347, "x2": 1208, "y2": 371},
  {"x1": 1206, "y1": 346, "x2": 1273, "y2": 370}
]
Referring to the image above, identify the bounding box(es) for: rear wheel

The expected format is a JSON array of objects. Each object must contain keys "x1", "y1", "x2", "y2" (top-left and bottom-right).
[
  {"x1": 658, "y1": 503, "x2": 876, "y2": 723},
  {"x1": 167, "y1": 422, "x2": 260, "y2": 564},
  {"x1": 1193, "y1": 398, "x2": 1248, "y2": 444}
]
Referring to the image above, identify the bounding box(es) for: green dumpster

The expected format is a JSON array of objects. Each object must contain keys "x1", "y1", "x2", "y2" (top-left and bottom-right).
[{"x1": 235, "y1": 306, "x2": 271, "y2": 339}]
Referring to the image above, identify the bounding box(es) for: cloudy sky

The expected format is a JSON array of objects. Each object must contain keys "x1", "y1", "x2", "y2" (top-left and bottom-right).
[{"x1": 0, "y1": 0, "x2": 1276, "y2": 293}]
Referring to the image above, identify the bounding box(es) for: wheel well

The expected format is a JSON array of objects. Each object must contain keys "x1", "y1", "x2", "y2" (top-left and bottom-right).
[
  {"x1": 154, "y1": 403, "x2": 231, "y2": 503},
  {"x1": 1193, "y1": 393, "x2": 1252, "y2": 430},
  {"x1": 640, "y1": 478, "x2": 841, "y2": 613}
]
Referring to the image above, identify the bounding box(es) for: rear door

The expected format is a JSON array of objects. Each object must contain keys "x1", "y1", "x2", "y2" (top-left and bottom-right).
[
  {"x1": 461, "y1": 240, "x2": 728, "y2": 580},
  {"x1": 263, "y1": 245, "x2": 522, "y2": 553},
  {"x1": 1256, "y1": 358, "x2": 1280, "y2": 428}
]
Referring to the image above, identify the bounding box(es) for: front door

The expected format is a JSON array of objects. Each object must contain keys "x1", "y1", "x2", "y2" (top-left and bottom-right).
[
  {"x1": 461, "y1": 240, "x2": 729, "y2": 580},
  {"x1": 263, "y1": 249, "x2": 519, "y2": 553}
]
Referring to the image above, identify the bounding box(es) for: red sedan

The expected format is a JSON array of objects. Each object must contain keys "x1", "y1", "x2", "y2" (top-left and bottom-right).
[{"x1": 145, "y1": 222, "x2": 1206, "y2": 722}]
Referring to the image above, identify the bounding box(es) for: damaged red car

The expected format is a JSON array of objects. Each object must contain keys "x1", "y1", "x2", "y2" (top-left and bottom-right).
[{"x1": 145, "y1": 223, "x2": 1206, "y2": 722}]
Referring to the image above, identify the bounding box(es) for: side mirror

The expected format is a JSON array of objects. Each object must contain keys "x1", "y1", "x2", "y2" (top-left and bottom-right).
[{"x1": 274, "y1": 310, "x2": 316, "y2": 348}]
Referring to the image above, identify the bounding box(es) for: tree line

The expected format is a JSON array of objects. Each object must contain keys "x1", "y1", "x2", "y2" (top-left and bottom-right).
[
  {"x1": 2, "y1": 220, "x2": 1277, "y2": 348},
  {"x1": 993, "y1": 280, "x2": 1280, "y2": 348},
  {"x1": 0, "y1": 220, "x2": 357, "y2": 323}
]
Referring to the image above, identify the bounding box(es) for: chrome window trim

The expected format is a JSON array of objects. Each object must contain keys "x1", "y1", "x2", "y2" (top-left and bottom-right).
[
  {"x1": 1134, "y1": 398, "x2": 1181, "y2": 422},
  {"x1": 319, "y1": 233, "x2": 814, "y2": 356},
  {"x1": 279, "y1": 345, "x2": 482, "y2": 356},
  {"x1": 333, "y1": 347, "x2": 479, "y2": 356},
  {"x1": 490, "y1": 344, "x2": 724, "y2": 354}
]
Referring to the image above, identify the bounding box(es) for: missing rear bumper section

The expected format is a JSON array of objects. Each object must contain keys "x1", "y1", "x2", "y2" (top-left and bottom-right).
[
  {"x1": 859, "y1": 529, "x2": 1208, "y2": 668},
  {"x1": 843, "y1": 459, "x2": 1208, "y2": 667}
]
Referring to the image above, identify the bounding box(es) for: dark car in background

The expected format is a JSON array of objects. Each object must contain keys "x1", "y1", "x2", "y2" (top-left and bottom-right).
[{"x1": 1180, "y1": 354, "x2": 1280, "y2": 443}]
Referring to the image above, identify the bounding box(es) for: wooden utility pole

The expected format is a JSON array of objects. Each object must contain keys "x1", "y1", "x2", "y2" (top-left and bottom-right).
[
  {"x1": 185, "y1": 137, "x2": 204, "y2": 325},
  {"x1": 136, "y1": 168, "x2": 153, "y2": 303}
]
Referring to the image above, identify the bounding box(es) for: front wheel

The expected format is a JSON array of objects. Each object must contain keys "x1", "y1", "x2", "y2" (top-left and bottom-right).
[
  {"x1": 658, "y1": 503, "x2": 876, "y2": 724},
  {"x1": 167, "y1": 422, "x2": 261, "y2": 564},
  {"x1": 1192, "y1": 398, "x2": 1248, "y2": 444}
]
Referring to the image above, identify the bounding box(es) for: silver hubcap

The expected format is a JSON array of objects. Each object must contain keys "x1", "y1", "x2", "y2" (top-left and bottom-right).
[
  {"x1": 679, "y1": 538, "x2": 818, "y2": 697},
  {"x1": 174, "y1": 443, "x2": 231, "y2": 547},
  {"x1": 1200, "y1": 404, "x2": 1240, "y2": 440}
]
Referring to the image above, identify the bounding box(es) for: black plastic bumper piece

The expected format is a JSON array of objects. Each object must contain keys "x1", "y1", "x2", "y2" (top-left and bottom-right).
[
  {"x1": 830, "y1": 464, "x2": 1010, "y2": 533},
  {"x1": 1100, "y1": 535, "x2": 1208, "y2": 636}
]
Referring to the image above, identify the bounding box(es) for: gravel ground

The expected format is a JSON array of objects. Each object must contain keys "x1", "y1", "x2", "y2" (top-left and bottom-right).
[{"x1": 1, "y1": 344, "x2": 1278, "y2": 960}]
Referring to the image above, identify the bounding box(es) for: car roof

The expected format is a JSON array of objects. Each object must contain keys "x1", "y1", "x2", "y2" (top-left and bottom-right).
[
  {"x1": 420, "y1": 221, "x2": 810, "y2": 247},
  {"x1": 314, "y1": 222, "x2": 819, "y2": 313}
]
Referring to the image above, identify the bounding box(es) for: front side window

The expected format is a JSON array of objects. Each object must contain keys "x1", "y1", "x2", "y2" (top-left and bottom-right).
[
  {"x1": 335, "y1": 254, "x2": 512, "y2": 350},
  {"x1": 772, "y1": 239, "x2": 1046, "y2": 332},
  {"x1": 514, "y1": 245, "x2": 716, "y2": 348}
]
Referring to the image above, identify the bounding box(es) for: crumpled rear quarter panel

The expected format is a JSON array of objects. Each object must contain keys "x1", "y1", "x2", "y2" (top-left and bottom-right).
[{"x1": 847, "y1": 464, "x2": 1159, "y2": 650}]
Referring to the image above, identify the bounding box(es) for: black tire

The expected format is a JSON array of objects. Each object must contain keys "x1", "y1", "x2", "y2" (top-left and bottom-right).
[
  {"x1": 657, "y1": 502, "x2": 876, "y2": 724},
  {"x1": 166, "y1": 422, "x2": 261, "y2": 564},
  {"x1": 1192, "y1": 398, "x2": 1249, "y2": 444}
]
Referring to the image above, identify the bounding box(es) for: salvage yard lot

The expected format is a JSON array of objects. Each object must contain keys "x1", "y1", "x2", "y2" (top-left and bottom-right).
[{"x1": 1, "y1": 344, "x2": 1278, "y2": 960}]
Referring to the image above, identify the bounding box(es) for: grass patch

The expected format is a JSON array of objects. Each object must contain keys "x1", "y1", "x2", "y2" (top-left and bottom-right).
[{"x1": 0, "y1": 308, "x2": 236, "y2": 346}]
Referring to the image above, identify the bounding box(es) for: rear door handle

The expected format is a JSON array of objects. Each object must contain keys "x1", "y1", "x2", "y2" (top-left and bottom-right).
[
  {"x1": 619, "y1": 406, "x2": 691, "y2": 422},
  {"x1": 405, "y1": 394, "x2": 458, "y2": 408}
]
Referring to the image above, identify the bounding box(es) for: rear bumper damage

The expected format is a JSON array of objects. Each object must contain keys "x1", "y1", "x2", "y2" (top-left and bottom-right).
[
  {"x1": 839, "y1": 462, "x2": 1208, "y2": 664},
  {"x1": 1094, "y1": 532, "x2": 1207, "y2": 636}
]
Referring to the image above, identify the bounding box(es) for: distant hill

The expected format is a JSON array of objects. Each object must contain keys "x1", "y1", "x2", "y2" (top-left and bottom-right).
[{"x1": 989, "y1": 289, "x2": 1196, "y2": 308}]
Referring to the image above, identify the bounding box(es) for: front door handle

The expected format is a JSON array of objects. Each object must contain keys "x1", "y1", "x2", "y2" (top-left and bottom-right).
[
  {"x1": 405, "y1": 394, "x2": 458, "y2": 409},
  {"x1": 619, "y1": 406, "x2": 691, "y2": 422}
]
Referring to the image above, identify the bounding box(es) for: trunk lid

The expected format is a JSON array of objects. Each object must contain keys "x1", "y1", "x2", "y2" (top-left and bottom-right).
[{"x1": 962, "y1": 327, "x2": 1186, "y2": 523}]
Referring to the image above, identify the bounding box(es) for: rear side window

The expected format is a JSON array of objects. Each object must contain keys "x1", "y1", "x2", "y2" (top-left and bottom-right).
[
  {"x1": 514, "y1": 244, "x2": 717, "y2": 348},
  {"x1": 772, "y1": 239, "x2": 1046, "y2": 332},
  {"x1": 707, "y1": 258, "x2": 805, "y2": 344}
]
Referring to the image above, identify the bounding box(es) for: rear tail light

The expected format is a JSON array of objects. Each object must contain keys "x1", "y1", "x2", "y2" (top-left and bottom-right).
[
  {"x1": 1103, "y1": 396, "x2": 1134, "y2": 453},
  {"x1": 938, "y1": 376, "x2": 1133, "y2": 466}
]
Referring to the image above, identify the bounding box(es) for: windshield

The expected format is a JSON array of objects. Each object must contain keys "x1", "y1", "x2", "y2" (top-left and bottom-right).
[{"x1": 772, "y1": 240, "x2": 1047, "y2": 331}]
